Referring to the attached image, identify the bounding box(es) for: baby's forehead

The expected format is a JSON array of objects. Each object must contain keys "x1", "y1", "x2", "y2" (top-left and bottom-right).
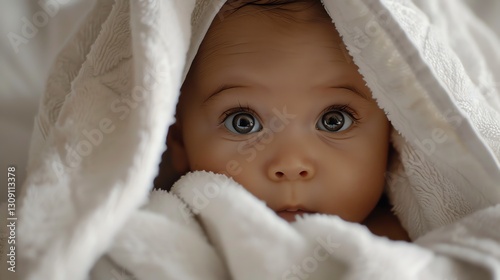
[{"x1": 198, "y1": 1, "x2": 351, "y2": 65}]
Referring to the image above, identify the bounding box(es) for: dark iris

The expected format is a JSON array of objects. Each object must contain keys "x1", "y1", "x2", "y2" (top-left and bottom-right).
[
  {"x1": 232, "y1": 113, "x2": 255, "y2": 134},
  {"x1": 322, "y1": 111, "x2": 344, "y2": 132}
]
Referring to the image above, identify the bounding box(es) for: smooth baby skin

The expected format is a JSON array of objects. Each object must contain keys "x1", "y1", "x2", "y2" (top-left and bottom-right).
[{"x1": 167, "y1": 0, "x2": 409, "y2": 241}]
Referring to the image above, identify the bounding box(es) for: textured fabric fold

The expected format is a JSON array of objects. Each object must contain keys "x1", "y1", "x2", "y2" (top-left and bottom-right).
[{"x1": 12, "y1": 0, "x2": 500, "y2": 279}]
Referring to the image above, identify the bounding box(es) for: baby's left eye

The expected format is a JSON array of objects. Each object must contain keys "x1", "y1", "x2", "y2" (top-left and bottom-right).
[
  {"x1": 223, "y1": 112, "x2": 262, "y2": 134},
  {"x1": 316, "y1": 110, "x2": 353, "y2": 132}
]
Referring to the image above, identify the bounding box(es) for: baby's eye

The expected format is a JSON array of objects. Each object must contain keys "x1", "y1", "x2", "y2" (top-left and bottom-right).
[
  {"x1": 224, "y1": 112, "x2": 262, "y2": 134},
  {"x1": 316, "y1": 110, "x2": 353, "y2": 132}
]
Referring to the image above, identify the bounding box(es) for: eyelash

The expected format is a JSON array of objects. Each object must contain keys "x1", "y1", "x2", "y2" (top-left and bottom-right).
[
  {"x1": 219, "y1": 104, "x2": 257, "y2": 125},
  {"x1": 219, "y1": 104, "x2": 360, "y2": 125},
  {"x1": 319, "y1": 104, "x2": 360, "y2": 122}
]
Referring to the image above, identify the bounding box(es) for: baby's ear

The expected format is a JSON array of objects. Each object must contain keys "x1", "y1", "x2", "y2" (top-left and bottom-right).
[{"x1": 167, "y1": 122, "x2": 189, "y2": 174}]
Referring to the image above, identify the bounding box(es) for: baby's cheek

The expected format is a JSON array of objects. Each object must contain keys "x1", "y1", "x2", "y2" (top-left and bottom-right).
[
  {"x1": 191, "y1": 141, "x2": 242, "y2": 174},
  {"x1": 333, "y1": 152, "x2": 386, "y2": 221}
]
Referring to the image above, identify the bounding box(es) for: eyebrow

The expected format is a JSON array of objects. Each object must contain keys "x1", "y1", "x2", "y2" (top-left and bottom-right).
[
  {"x1": 203, "y1": 83, "x2": 371, "y2": 103},
  {"x1": 203, "y1": 84, "x2": 248, "y2": 103},
  {"x1": 332, "y1": 85, "x2": 370, "y2": 100}
]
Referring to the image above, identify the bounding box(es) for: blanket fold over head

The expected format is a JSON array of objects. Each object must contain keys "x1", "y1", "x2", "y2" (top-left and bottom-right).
[{"x1": 14, "y1": 0, "x2": 500, "y2": 279}]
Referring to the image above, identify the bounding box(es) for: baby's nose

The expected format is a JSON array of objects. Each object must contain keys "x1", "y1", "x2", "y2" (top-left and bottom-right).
[{"x1": 268, "y1": 159, "x2": 315, "y2": 181}]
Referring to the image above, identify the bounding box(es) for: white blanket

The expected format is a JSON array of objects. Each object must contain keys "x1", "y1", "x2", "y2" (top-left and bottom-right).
[
  {"x1": 6, "y1": 0, "x2": 500, "y2": 279},
  {"x1": 90, "y1": 171, "x2": 500, "y2": 279}
]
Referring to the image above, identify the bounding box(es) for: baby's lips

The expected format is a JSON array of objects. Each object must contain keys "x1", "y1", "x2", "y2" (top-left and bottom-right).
[{"x1": 276, "y1": 208, "x2": 316, "y2": 222}]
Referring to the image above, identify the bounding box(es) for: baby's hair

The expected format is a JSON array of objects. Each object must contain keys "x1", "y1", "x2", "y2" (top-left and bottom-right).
[
  {"x1": 223, "y1": 0, "x2": 312, "y2": 11},
  {"x1": 217, "y1": 0, "x2": 329, "y2": 23}
]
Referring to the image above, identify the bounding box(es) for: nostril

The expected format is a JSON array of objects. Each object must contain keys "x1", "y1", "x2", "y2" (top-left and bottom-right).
[
  {"x1": 275, "y1": 171, "x2": 284, "y2": 178},
  {"x1": 299, "y1": 171, "x2": 308, "y2": 177}
]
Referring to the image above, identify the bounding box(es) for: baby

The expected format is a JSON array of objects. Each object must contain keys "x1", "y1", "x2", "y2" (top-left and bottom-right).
[{"x1": 156, "y1": 0, "x2": 409, "y2": 241}]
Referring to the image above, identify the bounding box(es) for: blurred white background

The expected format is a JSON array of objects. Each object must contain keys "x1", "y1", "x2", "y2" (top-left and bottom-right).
[
  {"x1": 465, "y1": 0, "x2": 500, "y2": 38},
  {"x1": 0, "y1": 0, "x2": 498, "y2": 204},
  {"x1": 0, "y1": 0, "x2": 94, "y2": 202}
]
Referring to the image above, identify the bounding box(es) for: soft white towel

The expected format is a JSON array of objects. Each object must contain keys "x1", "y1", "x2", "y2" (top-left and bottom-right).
[
  {"x1": 6, "y1": 0, "x2": 500, "y2": 279},
  {"x1": 91, "y1": 171, "x2": 500, "y2": 279}
]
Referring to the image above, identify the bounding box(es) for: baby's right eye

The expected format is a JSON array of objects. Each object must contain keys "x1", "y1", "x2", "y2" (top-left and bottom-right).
[{"x1": 223, "y1": 111, "x2": 262, "y2": 134}]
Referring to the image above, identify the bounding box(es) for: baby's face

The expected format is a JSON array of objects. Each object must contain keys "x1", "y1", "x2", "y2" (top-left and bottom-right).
[{"x1": 171, "y1": 2, "x2": 391, "y2": 223}]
